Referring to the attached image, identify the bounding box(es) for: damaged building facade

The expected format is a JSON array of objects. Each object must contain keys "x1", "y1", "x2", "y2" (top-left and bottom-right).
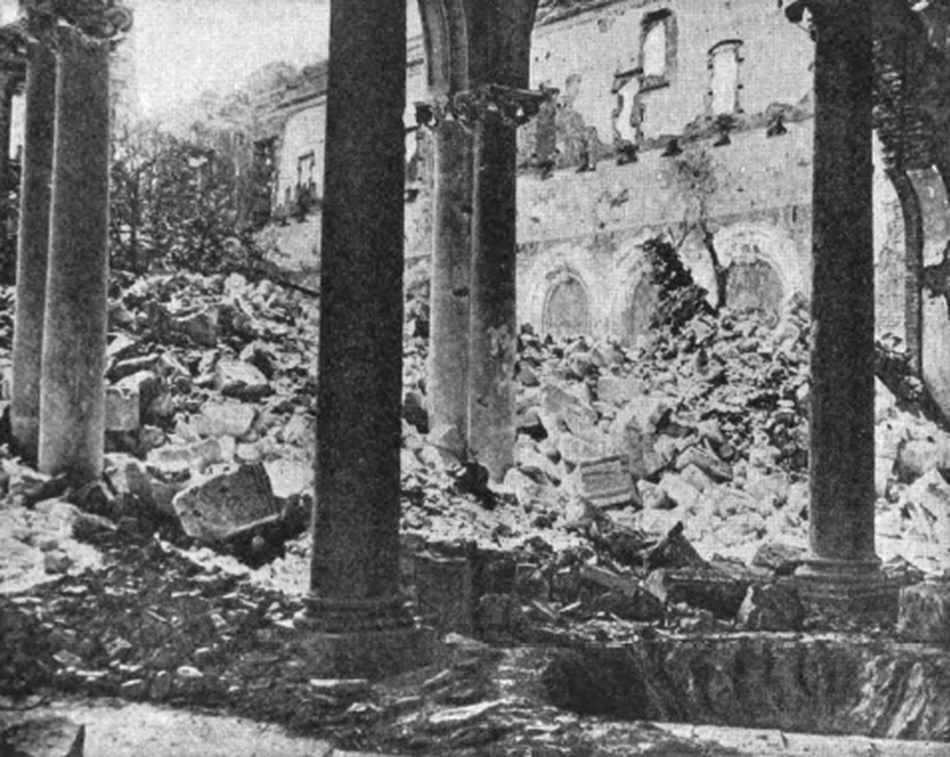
[{"x1": 252, "y1": 0, "x2": 950, "y2": 401}]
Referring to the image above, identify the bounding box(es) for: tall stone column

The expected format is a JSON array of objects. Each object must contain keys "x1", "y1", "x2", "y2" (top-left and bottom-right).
[
  {"x1": 428, "y1": 112, "x2": 474, "y2": 455},
  {"x1": 795, "y1": 0, "x2": 896, "y2": 614},
  {"x1": 37, "y1": 30, "x2": 111, "y2": 483},
  {"x1": 467, "y1": 95, "x2": 518, "y2": 482},
  {"x1": 301, "y1": 0, "x2": 434, "y2": 677},
  {"x1": 11, "y1": 42, "x2": 56, "y2": 462}
]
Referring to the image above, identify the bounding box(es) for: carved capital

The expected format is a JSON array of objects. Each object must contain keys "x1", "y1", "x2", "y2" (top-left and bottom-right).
[
  {"x1": 21, "y1": 0, "x2": 133, "y2": 48},
  {"x1": 0, "y1": 25, "x2": 28, "y2": 75},
  {"x1": 450, "y1": 83, "x2": 555, "y2": 129}
]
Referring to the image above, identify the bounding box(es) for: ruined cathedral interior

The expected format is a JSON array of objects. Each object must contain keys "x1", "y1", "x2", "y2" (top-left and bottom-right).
[{"x1": 3, "y1": 0, "x2": 950, "y2": 754}]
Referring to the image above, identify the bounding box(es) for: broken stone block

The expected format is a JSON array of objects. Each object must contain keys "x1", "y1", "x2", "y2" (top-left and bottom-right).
[
  {"x1": 171, "y1": 462, "x2": 280, "y2": 543},
  {"x1": 147, "y1": 438, "x2": 223, "y2": 472},
  {"x1": 751, "y1": 541, "x2": 806, "y2": 574},
  {"x1": 278, "y1": 412, "x2": 313, "y2": 446},
  {"x1": 517, "y1": 362, "x2": 540, "y2": 387},
  {"x1": 644, "y1": 522, "x2": 706, "y2": 569},
  {"x1": 658, "y1": 473, "x2": 700, "y2": 511},
  {"x1": 120, "y1": 370, "x2": 172, "y2": 425},
  {"x1": 0, "y1": 716, "x2": 85, "y2": 757},
  {"x1": 896, "y1": 438, "x2": 950, "y2": 482},
  {"x1": 415, "y1": 552, "x2": 474, "y2": 635},
  {"x1": 737, "y1": 581, "x2": 805, "y2": 631},
  {"x1": 196, "y1": 402, "x2": 256, "y2": 439},
  {"x1": 575, "y1": 455, "x2": 635, "y2": 508},
  {"x1": 675, "y1": 445, "x2": 732, "y2": 482},
  {"x1": 596, "y1": 375, "x2": 645, "y2": 406},
  {"x1": 898, "y1": 580, "x2": 950, "y2": 644},
  {"x1": 214, "y1": 359, "x2": 271, "y2": 401},
  {"x1": 104, "y1": 385, "x2": 140, "y2": 432},
  {"x1": 646, "y1": 566, "x2": 747, "y2": 619},
  {"x1": 171, "y1": 307, "x2": 219, "y2": 347},
  {"x1": 678, "y1": 463, "x2": 715, "y2": 494},
  {"x1": 903, "y1": 469, "x2": 950, "y2": 545},
  {"x1": 557, "y1": 433, "x2": 600, "y2": 466},
  {"x1": 43, "y1": 550, "x2": 73, "y2": 575}
]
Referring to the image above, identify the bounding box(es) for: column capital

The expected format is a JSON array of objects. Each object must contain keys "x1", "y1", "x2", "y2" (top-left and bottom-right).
[
  {"x1": 21, "y1": 0, "x2": 133, "y2": 49},
  {"x1": 446, "y1": 83, "x2": 555, "y2": 129},
  {"x1": 0, "y1": 25, "x2": 28, "y2": 79},
  {"x1": 783, "y1": 0, "x2": 864, "y2": 29}
]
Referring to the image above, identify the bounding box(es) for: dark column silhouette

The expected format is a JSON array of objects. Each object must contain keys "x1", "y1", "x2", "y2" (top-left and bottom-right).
[
  {"x1": 38, "y1": 31, "x2": 111, "y2": 482},
  {"x1": 11, "y1": 43, "x2": 56, "y2": 461},
  {"x1": 796, "y1": 0, "x2": 896, "y2": 615},
  {"x1": 301, "y1": 0, "x2": 434, "y2": 677}
]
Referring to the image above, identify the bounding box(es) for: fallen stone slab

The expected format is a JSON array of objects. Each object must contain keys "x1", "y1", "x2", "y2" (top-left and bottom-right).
[
  {"x1": 0, "y1": 715, "x2": 84, "y2": 757},
  {"x1": 196, "y1": 402, "x2": 257, "y2": 439},
  {"x1": 171, "y1": 463, "x2": 279, "y2": 543},
  {"x1": 575, "y1": 455, "x2": 636, "y2": 508},
  {"x1": 737, "y1": 580, "x2": 805, "y2": 631},
  {"x1": 645, "y1": 566, "x2": 748, "y2": 619},
  {"x1": 215, "y1": 359, "x2": 272, "y2": 401}
]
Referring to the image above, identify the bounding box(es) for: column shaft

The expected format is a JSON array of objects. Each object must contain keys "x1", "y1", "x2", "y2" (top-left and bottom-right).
[
  {"x1": 467, "y1": 111, "x2": 517, "y2": 481},
  {"x1": 310, "y1": 0, "x2": 407, "y2": 604},
  {"x1": 38, "y1": 34, "x2": 110, "y2": 482},
  {"x1": 11, "y1": 43, "x2": 56, "y2": 461},
  {"x1": 428, "y1": 117, "x2": 473, "y2": 452}
]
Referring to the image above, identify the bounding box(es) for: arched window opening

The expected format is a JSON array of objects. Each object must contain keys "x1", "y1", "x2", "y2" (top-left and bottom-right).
[
  {"x1": 725, "y1": 257, "x2": 783, "y2": 325},
  {"x1": 542, "y1": 276, "x2": 592, "y2": 338}
]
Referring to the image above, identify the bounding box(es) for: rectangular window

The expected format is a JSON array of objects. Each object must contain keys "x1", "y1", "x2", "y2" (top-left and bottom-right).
[
  {"x1": 709, "y1": 40, "x2": 744, "y2": 116},
  {"x1": 639, "y1": 9, "x2": 676, "y2": 91}
]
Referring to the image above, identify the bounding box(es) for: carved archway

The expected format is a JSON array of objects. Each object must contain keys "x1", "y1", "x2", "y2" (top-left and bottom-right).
[{"x1": 541, "y1": 267, "x2": 591, "y2": 338}]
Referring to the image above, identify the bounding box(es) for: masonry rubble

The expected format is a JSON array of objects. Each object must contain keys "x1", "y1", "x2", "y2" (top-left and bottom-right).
[{"x1": 0, "y1": 269, "x2": 949, "y2": 640}]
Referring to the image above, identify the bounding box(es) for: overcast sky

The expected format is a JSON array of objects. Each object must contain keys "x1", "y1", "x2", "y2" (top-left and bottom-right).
[{"x1": 132, "y1": 0, "x2": 330, "y2": 114}]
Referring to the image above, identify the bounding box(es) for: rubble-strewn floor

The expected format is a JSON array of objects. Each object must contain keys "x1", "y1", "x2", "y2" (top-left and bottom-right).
[{"x1": 2, "y1": 273, "x2": 950, "y2": 754}]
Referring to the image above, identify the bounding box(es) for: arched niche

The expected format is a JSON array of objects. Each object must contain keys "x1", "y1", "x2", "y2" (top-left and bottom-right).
[
  {"x1": 541, "y1": 268, "x2": 592, "y2": 338},
  {"x1": 619, "y1": 273, "x2": 659, "y2": 347},
  {"x1": 713, "y1": 223, "x2": 806, "y2": 324}
]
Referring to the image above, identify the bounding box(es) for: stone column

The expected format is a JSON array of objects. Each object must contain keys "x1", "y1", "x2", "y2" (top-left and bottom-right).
[
  {"x1": 300, "y1": 0, "x2": 434, "y2": 677},
  {"x1": 37, "y1": 31, "x2": 111, "y2": 483},
  {"x1": 427, "y1": 112, "x2": 474, "y2": 455},
  {"x1": 11, "y1": 43, "x2": 56, "y2": 462},
  {"x1": 466, "y1": 89, "x2": 519, "y2": 482},
  {"x1": 795, "y1": 0, "x2": 896, "y2": 615}
]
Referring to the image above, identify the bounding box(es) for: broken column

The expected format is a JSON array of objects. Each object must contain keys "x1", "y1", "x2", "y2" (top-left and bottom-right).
[
  {"x1": 794, "y1": 0, "x2": 896, "y2": 615},
  {"x1": 427, "y1": 111, "x2": 474, "y2": 456},
  {"x1": 38, "y1": 27, "x2": 112, "y2": 482},
  {"x1": 11, "y1": 42, "x2": 56, "y2": 462},
  {"x1": 300, "y1": 0, "x2": 434, "y2": 677}
]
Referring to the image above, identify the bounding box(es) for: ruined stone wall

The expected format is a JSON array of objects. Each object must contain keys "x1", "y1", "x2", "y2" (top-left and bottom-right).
[{"x1": 259, "y1": 0, "x2": 925, "y2": 350}]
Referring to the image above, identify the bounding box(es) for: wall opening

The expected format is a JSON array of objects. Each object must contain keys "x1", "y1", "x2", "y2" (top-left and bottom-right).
[
  {"x1": 621, "y1": 276, "x2": 659, "y2": 347},
  {"x1": 725, "y1": 258, "x2": 783, "y2": 325},
  {"x1": 542, "y1": 275, "x2": 592, "y2": 338}
]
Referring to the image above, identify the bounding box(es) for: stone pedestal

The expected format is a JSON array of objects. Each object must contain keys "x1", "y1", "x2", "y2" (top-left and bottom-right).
[
  {"x1": 428, "y1": 115, "x2": 474, "y2": 456},
  {"x1": 303, "y1": 0, "x2": 434, "y2": 678},
  {"x1": 795, "y1": 0, "x2": 897, "y2": 618},
  {"x1": 467, "y1": 107, "x2": 518, "y2": 482},
  {"x1": 38, "y1": 32, "x2": 110, "y2": 483},
  {"x1": 11, "y1": 43, "x2": 56, "y2": 462},
  {"x1": 297, "y1": 597, "x2": 437, "y2": 679}
]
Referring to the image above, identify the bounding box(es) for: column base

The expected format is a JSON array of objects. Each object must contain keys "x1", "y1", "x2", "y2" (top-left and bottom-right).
[
  {"x1": 295, "y1": 596, "x2": 438, "y2": 679},
  {"x1": 794, "y1": 557, "x2": 900, "y2": 621}
]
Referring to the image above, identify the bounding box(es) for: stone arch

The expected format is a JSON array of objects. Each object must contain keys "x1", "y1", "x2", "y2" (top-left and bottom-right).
[
  {"x1": 541, "y1": 267, "x2": 592, "y2": 338},
  {"x1": 609, "y1": 243, "x2": 658, "y2": 347},
  {"x1": 713, "y1": 223, "x2": 805, "y2": 324}
]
